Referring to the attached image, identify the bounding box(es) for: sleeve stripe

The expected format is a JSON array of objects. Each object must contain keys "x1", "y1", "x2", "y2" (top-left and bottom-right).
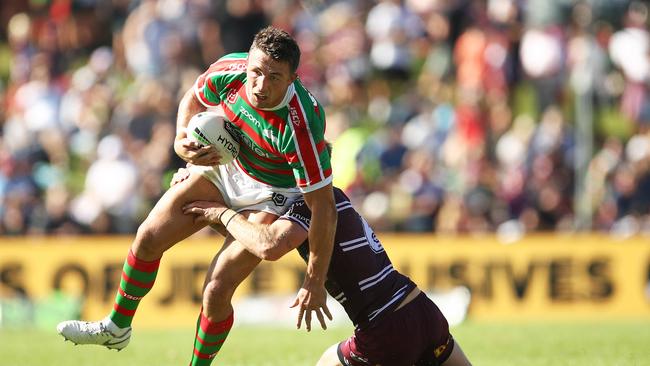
[
  {"x1": 193, "y1": 74, "x2": 217, "y2": 107},
  {"x1": 193, "y1": 57, "x2": 247, "y2": 108},
  {"x1": 299, "y1": 175, "x2": 333, "y2": 193},
  {"x1": 206, "y1": 77, "x2": 218, "y2": 95},
  {"x1": 194, "y1": 79, "x2": 217, "y2": 107},
  {"x1": 288, "y1": 96, "x2": 326, "y2": 187},
  {"x1": 295, "y1": 97, "x2": 326, "y2": 182}
]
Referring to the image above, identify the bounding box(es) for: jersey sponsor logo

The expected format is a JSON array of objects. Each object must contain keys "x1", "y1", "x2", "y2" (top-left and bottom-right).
[
  {"x1": 272, "y1": 193, "x2": 287, "y2": 207},
  {"x1": 290, "y1": 212, "x2": 311, "y2": 225},
  {"x1": 226, "y1": 62, "x2": 247, "y2": 72},
  {"x1": 361, "y1": 217, "x2": 384, "y2": 253},
  {"x1": 289, "y1": 105, "x2": 301, "y2": 127},
  {"x1": 235, "y1": 106, "x2": 276, "y2": 159},
  {"x1": 223, "y1": 120, "x2": 242, "y2": 142},
  {"x1": 239, "y1": 134, "x2": 275, "y2": 159},
  {"x1": 239, "y1": 106, "x2": 263, "y2": 129}
]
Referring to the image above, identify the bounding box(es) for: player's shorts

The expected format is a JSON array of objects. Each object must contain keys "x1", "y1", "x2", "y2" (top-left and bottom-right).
[
  {"x1": 189, "y1": 161, "x2": 301, "y2": 216},
  {"x1": 337, "y1": 292, "x2": 454, "y2": 366}
]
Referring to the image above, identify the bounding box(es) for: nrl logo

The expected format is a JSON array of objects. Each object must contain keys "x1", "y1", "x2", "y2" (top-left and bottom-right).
[{"x1": 272, "y1": 193, "x2": 287, "y2": 206}]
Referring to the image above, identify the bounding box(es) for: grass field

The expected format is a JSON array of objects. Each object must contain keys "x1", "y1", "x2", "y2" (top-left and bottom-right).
[{"x1": 2, "y1": 320, "x2": 650, "y2": 366}]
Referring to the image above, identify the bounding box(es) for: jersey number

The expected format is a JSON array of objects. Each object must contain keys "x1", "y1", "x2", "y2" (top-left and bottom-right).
[{"x1": 362, "y1": 217, "x2": 384, "y2": 254}]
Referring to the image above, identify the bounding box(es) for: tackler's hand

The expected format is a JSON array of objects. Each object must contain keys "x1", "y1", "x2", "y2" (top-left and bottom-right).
[
  {"x1": 290, "y1": 280, "x2": 332, "y2": 332},
  {"x1": 182, "y1": 201, "x2": 229, "y2": 225}
]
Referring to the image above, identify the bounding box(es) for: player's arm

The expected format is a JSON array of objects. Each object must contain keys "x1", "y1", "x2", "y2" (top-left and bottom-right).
[
  {"x1": 292, "y1": 182, "x2": 337, "y2": 331},
  {"x1": 182, "y1": 201, "x2": 307, "y2": 260},
  {"x1": 301, "y1": 183, "x2": 336, "y2": 285},
  {"x1": 173, "y1": 88, "x2": 223, "y2": 166}
]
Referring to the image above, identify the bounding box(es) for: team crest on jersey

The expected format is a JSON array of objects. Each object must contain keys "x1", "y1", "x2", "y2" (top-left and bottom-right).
[
  {"x1": 226, "y1": 88, "x2": 238, "y2": 104},
  {"x1": 362, "y1": 217, "x2": 384, "y2": 253}
]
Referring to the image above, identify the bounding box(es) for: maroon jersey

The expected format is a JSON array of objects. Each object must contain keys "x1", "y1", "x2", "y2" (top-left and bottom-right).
[{"x1": 280, "y1": 188, "x2": 416, "y2": 329}]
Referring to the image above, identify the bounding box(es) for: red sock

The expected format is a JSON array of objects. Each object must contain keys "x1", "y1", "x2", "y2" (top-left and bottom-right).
[{"x1": 189, "y1": 311, "x2": 234, "y2": 366}]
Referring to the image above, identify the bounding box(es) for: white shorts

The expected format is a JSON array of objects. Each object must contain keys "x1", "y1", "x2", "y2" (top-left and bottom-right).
[{"x1": 189, "y1": 161, "x2": 301, "y2": 216}]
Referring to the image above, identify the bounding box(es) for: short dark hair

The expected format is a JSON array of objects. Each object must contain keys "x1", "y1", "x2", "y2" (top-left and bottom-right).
[{"x1": 251, "y1": 26, "x2": 301, "y2": 73}]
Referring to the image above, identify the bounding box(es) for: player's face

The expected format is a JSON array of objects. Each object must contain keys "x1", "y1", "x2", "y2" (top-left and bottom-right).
[{"x1": 246, "y1": 46, "x2": 296, "y2": 109}]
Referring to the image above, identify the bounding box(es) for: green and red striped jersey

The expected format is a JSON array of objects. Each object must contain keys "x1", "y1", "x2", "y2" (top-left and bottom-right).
[{"x1": 193, "y1": 52, "x2": 332, "y2": 193}]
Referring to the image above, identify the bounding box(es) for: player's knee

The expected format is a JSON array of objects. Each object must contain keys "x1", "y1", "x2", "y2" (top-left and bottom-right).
[
  {"x1": 132, "y1": 222, "x2": 163, "y2": 258},
  {"x1": 203, "y1": 277, "x2": 236, "y2": 304}
]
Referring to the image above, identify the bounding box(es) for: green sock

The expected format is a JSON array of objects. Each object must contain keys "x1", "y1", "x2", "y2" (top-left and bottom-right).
[
  {"x1": 108, "y1": 250, "x2": 160, "y2": 328},
  {"x1": 189, "y1": 311, "x2": 234, "y2": 365}
]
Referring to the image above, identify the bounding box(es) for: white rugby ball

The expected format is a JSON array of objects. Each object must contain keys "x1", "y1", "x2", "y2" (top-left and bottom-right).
[{"x1": 187, "y1": 111, "x2": 240, "y2": 165}]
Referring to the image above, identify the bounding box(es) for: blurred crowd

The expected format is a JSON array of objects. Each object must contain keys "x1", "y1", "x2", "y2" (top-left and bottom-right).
[{"x1": 1, "y1": 0, "x2": 649, "y2": 238}]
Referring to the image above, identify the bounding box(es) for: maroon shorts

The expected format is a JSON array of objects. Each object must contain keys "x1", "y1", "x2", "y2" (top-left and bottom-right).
[{"x1": 337, "y1": 292, "x2": 454, "y2": 366}]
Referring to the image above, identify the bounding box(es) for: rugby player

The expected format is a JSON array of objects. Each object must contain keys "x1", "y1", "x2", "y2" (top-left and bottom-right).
[
  {"x1": 183, "y1": 185, "x2": 473, "y2": 366},
  {"x1": 57, "y1": 26, "x2": 337, "y2": 366}
]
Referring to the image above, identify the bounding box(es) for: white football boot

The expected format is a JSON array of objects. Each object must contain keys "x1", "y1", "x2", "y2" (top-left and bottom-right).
[{"x1": 56, "y1": 318, "x2": 131, "y2": 351}]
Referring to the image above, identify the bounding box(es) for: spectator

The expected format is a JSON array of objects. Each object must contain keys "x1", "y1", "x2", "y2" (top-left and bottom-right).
[{"x1": 1, "y1": 0, "x2": 649, "y2": 237}]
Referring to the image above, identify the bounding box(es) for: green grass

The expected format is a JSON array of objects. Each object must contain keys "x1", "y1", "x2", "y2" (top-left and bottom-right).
[{"x1": 2, "y1": 320, "x2": 650, "y2": 366}]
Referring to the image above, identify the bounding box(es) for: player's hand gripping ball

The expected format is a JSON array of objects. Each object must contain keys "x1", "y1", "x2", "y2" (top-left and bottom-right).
[{"x1": 187, "y1": 111, "x2": 240, "y2": 165}]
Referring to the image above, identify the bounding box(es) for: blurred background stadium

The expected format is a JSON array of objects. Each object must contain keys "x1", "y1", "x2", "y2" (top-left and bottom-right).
[{"x1": 1, "y1": 0, "x2": 650, "y2": 365}]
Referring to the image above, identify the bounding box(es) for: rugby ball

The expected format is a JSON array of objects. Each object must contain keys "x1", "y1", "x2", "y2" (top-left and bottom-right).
[{"x1": 187, "y1": 111, "x2": 240, "y2": 165}]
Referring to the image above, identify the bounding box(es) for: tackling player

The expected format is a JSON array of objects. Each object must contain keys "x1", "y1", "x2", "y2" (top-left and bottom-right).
[
  {"x1": 182, "y1": 184, "x2": 473, "y2": 366},
  {"x1": 57, "y1": 26, "x2": 337, "y2": 366}
]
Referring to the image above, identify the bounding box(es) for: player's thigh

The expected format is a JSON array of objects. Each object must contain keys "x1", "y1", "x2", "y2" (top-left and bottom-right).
[
  {"x1": 441, "y1": 340, "x2": 472, "y2": 366},
  {"x1": 316, "y1": 343, "x2": 342, "y2": 366},
  {"x1": 135, "y1": 172, "x2": 223, "y2": 252}
]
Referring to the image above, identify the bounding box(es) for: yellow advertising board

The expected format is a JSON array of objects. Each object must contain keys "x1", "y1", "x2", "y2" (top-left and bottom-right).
[{"x1": 1, "y1": 235, "x2": 649, "y2": 328}]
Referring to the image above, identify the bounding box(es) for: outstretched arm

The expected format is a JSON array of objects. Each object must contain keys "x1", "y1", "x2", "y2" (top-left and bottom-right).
[
  {"x1": 182, "y1": 201, "x2": 307, "y2": 260},
  {"x1": 292, "y1": 183, "x2": 337, "y2": 331}
]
